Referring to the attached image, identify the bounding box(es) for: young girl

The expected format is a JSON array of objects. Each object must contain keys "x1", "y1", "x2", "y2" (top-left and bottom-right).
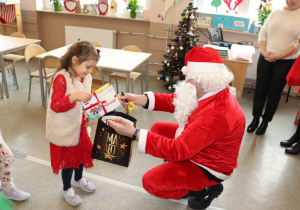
[{"x1": 46, "y1": 41, "x2": 100, "y2": 206}]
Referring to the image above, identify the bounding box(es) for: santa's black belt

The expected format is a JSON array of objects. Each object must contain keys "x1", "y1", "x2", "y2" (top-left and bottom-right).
[{"x1": 198, "y1": 166, "x2": 224, "y2": 183}]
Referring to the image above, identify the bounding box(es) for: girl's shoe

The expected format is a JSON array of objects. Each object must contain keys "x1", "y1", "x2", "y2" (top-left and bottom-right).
[
  {"x1": 3, "y1": 187, "x2": 30, "y2": 201},
  {"x1": 72, "y1": 178, "x2": 96, "y2": 193},
  {"x1": 61, "y1": 187, "x2": 82, "y2": 206}
]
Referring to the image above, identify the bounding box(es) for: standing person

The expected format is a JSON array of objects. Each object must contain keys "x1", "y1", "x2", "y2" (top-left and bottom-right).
[
  {"x1": 46, "y1": 41, "x2": 100, "y2": 206},
  {"x1": 108, "y1": 47, "x2": 245, "y2": 210},
  {"x1": 281, "y1": 123, "x2": 300, "y2": 155},
  {"x1": 0, "y1": 130, "x2": 30, "y2": 201},
  {"x1": 280, "y1": 49, "x2": 300, "y2": 155},
  {"x1": 247, "y1": 0, "x2": 300, "y2": 135}
]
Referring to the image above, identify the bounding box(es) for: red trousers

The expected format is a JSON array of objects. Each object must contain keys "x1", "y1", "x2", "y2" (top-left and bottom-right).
[{"x1": 142, "y1": 121, "x2": 219, "y2": 199}]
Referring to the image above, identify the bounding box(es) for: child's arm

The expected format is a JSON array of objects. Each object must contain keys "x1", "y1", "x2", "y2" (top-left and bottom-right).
[{"x1": 69, "y1": 92, "x2": 92, "y2": 104}]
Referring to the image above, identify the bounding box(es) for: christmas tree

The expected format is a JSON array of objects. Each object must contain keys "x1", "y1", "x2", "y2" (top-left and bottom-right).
[
  {"x1": 158, "y1": 2, "x2": 200, "y2": 92},
  {"x1": 75, "y1": 0, "x2": 82, "y2": 14}
]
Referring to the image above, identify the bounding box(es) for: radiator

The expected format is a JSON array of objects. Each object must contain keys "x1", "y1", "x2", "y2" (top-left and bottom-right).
[
  {"x1": 246, "y1": 48, "x2": 260, "y2": 80},
  {"x1": 65, "y1": 26, "x2": 116, "y2": 48}
]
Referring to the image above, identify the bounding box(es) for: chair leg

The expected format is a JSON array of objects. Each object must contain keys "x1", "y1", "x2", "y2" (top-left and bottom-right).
[
  {"x1": 28, "y1": 77, "x2": 32, "y2": 101},
  {"x1": 11, "y1": 66, "x2": 18, "y2": 90},
  {"x1": 286, "y1": 86, "x2": 291, "y2": 102}
]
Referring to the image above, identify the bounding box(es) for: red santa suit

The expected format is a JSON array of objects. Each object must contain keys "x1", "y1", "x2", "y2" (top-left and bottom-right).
[{"x1": 138, "y1": 47, "x2": 246, "y2": 199}]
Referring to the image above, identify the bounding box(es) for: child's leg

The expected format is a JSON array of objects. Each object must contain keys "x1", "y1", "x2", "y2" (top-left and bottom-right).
[
  {"x1": 0, "y1": 132, "x2": 30, "y2": 201},
  {"x1": 74, "y1": 164, "x2": 83, "y2": 182},
  {"x1": 0, "y1": 135, "x2": 15, "y2": 191},
  {"x1": 72, "y1": 164, "x2": 95, "y2": 193},
  {"x1": 61, "y1": 168, "x2": 74, "y2": 191},
  {"x1": 61, "y1": 168, "x2": 82, "y2": 206}
]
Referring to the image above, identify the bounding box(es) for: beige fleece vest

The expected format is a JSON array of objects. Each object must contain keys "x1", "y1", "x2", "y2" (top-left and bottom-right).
[{"x1": 46, "y1": 69, "x2": 92, "y2": 146}]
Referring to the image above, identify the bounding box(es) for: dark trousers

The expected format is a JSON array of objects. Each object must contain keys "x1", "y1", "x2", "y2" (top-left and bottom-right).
[
  {"x1": 61, "y1": 164, "x2": 84, "y2": 191},
  {"x1": 253, "y1": 54, "x2": 295, "y2": 122}
]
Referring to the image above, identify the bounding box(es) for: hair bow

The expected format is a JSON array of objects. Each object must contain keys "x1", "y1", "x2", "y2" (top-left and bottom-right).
[{"x1": 96, "y1": 49, "x2": 101, "y2": 56}]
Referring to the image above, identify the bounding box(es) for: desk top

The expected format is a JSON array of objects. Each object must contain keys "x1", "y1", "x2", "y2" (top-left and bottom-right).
[
  {"x1": 0, "y1": 35, "x2": 41, "y2": 53},
  {"x1": 222, "y1": 50, "x2": 253, "y2": 65},
  {"x1": 36, "y1": 45, "x2": 152, "y2": 72}
]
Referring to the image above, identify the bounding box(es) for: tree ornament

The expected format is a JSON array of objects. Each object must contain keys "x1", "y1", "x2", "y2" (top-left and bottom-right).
[
  {"x1": 180, "y1": 46, "x2": 184, "y2": 50},
  {"x1": 167, "y1": 63, "x2": 170, "y2": 67},
  {"x1": 174, "y1": 37, "x2": 179, "y2": 42},
  {"x1": 167, "y1": 42, "x2": 172, "y2": 46},
  {"x1": 171, "y1": 46, "x2": 175, "y2": 50},
  {"x1": 157, "y1": 76, "x2": 161, "y2": 80},
  {"x1": 75, "y1": 0, "x2": 82, "y2": 13},
  {"x1": 167, "y1": 49, "x2": 170, "y2": 53},
  {"x1": 166, "y1": 78, "x2": 169, "y2": 82},
  {"x1": 172, "y1": 84, "x2": 176, "y2": 89},
  {"x1": 164, "y1": 60, "x2": 168, "y2": 64},
  {"x1": 190, "y1": 14, "x2": 194, "y2": 20},
  {"x1": 168, "y1": 86, "x2": 172, "y2": 90}
]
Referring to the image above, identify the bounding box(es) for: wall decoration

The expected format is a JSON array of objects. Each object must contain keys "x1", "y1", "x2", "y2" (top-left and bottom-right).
[
  {"x1": 197, "y1": 12, "x2": 213, "y2": 27},
  {"x1": 259, "y1": 0, "x2": 272, "y2": 10},
  {"x1": 223, "y1": 0, "x2": 244, "y2": 14},
  {"x1": 98, "y1": 0, "x2": 109, "y2": 15},
  {"x1": 211, "y1": 0, "x2": 222, "y2": 13},
  {"x1": 64, "y1": 0, "x2": 78, "y2": 12}
]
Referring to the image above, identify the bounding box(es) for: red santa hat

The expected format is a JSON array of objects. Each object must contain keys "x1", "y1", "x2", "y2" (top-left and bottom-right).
[{"x1": 181, "y1": 47, "x2": 233, "y2": 92}]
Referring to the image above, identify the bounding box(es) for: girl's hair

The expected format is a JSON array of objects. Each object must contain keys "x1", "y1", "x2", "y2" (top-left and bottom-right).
[{"x1": 57, "y1": 41, "x2": 100, "y2": 73}]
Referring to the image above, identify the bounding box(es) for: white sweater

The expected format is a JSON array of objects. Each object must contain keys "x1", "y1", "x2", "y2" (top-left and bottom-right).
[
  {"x1": 46, "y1": 69, "x2": 92, "y2": 146},
  {"x1": 259, "y1": 7, "x2": 300, "y2": 59}
]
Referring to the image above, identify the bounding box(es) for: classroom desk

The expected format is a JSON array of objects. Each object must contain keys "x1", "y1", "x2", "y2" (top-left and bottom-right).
[
  {"x1": 0, "y1": 35, "x2": 41, "y2": 98},
  {"x1": 36, "y1": 45, "x2": 152, "y2": 107},
  {"x1": 222, "y1": 50, "x2": 253, "y2": 103}
]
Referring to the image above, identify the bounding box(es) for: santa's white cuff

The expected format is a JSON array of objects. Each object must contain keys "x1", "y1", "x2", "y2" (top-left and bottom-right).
[
  {"x1": 138, "y1": 129, "x2": 148, "y2": 154},
  {"x1": 144, "y1": 91, "x2": 155, "y2": 111}
]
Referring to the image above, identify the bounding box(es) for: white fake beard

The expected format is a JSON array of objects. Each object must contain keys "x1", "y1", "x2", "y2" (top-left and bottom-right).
[{"x1": 173, "y1": 81, "x2": 198, "y2": 127}]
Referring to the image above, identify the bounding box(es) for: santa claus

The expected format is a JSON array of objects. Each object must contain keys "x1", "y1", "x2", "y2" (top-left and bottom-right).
[{"x1": 108, "y1": 47, "x2": 245, "y2": 209}]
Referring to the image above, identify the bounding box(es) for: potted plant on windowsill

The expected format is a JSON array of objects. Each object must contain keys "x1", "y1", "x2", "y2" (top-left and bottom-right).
[
  {"x1": 49, "y1": 0, "x2": 63, "y2": 12},
  {"x1": 125, "y1": 0, "x2": 143, "y2": 19}
]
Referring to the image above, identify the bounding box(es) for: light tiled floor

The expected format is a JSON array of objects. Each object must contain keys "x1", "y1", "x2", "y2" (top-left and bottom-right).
[{"x1": 1, "y1": 61, "x2": 300, "y2": 210}]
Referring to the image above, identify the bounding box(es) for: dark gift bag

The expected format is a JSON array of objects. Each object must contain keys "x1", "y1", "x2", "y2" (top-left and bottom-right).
[{"x1": 91, "y1": 111, "x2": 137, "y2": 167}]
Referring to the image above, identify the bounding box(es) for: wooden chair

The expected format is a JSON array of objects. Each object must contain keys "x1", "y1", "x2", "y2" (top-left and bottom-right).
[
  {"x1": 25, "y1": 44, "x2": 56, "y2": 101},
  {"x1": 91, "y1": 66, "x2": 109, "y2": 92},
  {"x1": 43, "y1": 56, "x2": 59, "y2": 104},
  {"x1": 2, "y1": 32, "x2": 26, "y2": 89},
  {"x1": 91, "y1": 41, "x2": 102, "y2": 48},
  {"x1": 109, "y1": 45, "x2": 143, "y2": 93}
]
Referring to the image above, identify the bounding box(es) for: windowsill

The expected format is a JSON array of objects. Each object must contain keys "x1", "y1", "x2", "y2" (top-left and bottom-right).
[
  {"x1": 198, "y1": 25, "x2": 258, "y2": 36},
  {"x1": 37, "y1": 9, "x2": 150, "y2": 22}
]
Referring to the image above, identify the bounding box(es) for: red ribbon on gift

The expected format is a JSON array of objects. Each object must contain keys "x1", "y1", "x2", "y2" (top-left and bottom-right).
[{"x1": 84, "y1": 92, "x2": 107, "y2": 115}]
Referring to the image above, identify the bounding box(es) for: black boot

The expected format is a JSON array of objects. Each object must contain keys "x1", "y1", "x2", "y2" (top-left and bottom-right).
[
  {"x1": 188, "y1": 184, "x2": 223, "y2": 210},
  {"x1": 247, "y1": 117, "x2": 260, "y2": 133},
  {"x1": 285, "y1": 141, "x2": 300, "y2": 155},
  {"x1": 280, "y1": 133, "x2": 299, "y2": 147},
  {"x1": 255, "y1": 120, "x2": 268, "y2": 135}
]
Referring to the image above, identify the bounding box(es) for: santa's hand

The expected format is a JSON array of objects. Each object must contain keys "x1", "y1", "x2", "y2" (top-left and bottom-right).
[
  {"x1": 118, "y1": 92, "x2": 137, "y2": 108},
  {"x1": 107, "y1": 118, "x2": 136, "y2": 138}
]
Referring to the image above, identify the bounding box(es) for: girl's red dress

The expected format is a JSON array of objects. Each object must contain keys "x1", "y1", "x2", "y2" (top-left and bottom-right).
[{"x1": 49, "y1": 74, "x2": 94, "y2": 174}]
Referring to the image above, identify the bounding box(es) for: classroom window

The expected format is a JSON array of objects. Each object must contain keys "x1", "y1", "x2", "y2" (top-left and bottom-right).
[{"x1": 193, "y1": 0, "x2": 287, "y2": 21}]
